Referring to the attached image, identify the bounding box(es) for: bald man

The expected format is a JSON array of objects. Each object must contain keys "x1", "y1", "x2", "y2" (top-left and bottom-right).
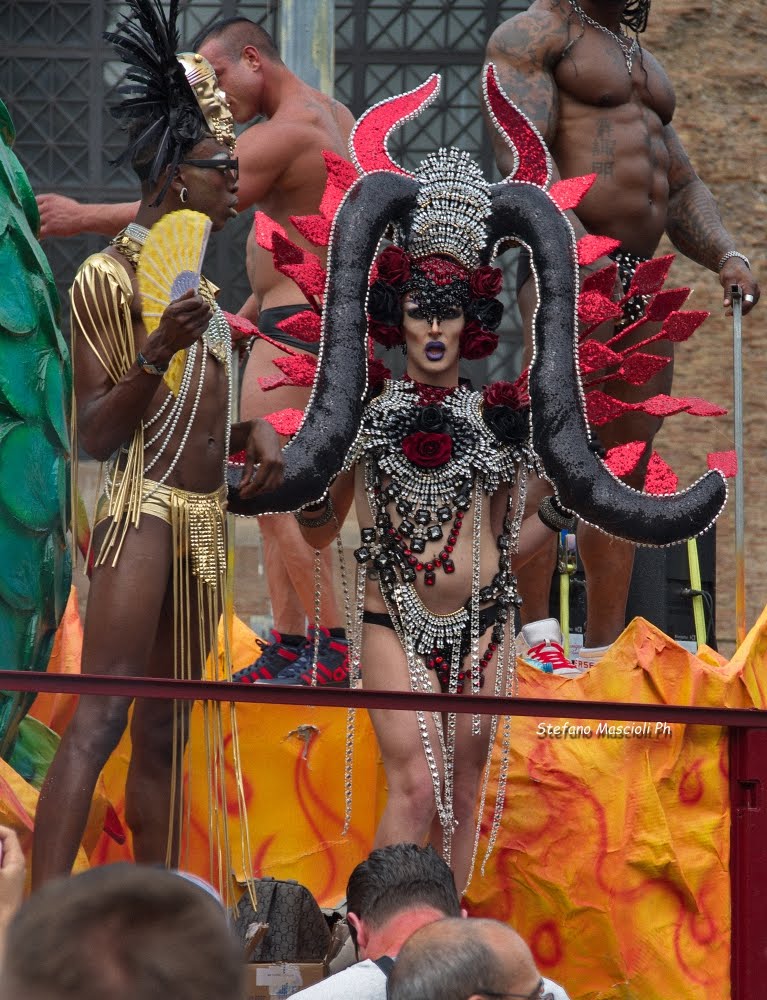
[{"x1": 388, "y1": 917, "x2": 570, "y2": 1000}]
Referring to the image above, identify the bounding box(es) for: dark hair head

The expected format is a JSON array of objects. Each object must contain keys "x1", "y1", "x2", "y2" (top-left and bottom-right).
[
  {"x1": 622, "y1": 0, "x2": 651, "y2": 33},
  {"x1": 346, "y1": 843, "x2": 461, "y2": 931},
  {"x1": 0, "y1": 864, "x2": 244, "y2": 1000},
  {"x1": 192, "y1": 17, "x2": 281, "y2": 62}
]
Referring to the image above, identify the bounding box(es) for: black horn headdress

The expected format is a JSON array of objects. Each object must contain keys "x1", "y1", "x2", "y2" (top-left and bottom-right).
[{"x1": 230, "y1": 65, "x2": 728, "y2": 550}]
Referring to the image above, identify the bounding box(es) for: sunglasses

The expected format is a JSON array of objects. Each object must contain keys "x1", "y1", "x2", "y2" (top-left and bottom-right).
[{"x1": 180, "y1": 157, "x2": 239, "y2": 181}]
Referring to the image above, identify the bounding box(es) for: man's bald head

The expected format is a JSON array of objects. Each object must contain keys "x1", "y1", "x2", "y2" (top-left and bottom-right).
[{"x1": 388, "y1": 916, "x2": 541, "y2": 1000}]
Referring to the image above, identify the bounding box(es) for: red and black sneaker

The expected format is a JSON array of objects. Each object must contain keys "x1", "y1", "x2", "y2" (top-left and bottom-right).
[
  {"x1": 258, "y1": 626, "x2": 350, "y2": 687},
  {"x1": 232, "y1": 630, "x2": 308, "y2": 684}
]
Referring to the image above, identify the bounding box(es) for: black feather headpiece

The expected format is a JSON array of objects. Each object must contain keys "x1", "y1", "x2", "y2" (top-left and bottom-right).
[{"x1": 105, "y1": 0, "x2": 210, "y2": 205}]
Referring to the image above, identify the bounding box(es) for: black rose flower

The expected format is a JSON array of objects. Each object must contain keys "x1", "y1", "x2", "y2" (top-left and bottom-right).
[
  {"x1": 376, "y1": 245, "x2": 411, "y2": 285},
  {"x1": 468, "y1": 297, "x2": 504, "y2": 331},
  {"x1": 415, "y1": 404, "x2": 450, "y2": 434},
  {"x1": 368, "y1": 280, "x2": 402, "y2": 325},
  {"x1": 169, "y1": 105, "x2": 202, "y2": 143},
  {"x1": 484, "y1": 405, "x2": 530, "y2": 445},
  {"x1": 369, "y1": 320, "x2": 404, "y2": 348}
]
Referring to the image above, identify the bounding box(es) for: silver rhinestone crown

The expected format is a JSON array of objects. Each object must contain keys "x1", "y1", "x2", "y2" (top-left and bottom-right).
[{"x1": 405, "y1": 148, "x2": 492, "y2": 271}]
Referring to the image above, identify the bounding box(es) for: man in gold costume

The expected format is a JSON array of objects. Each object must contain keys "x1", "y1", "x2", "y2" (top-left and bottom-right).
[{"x1": 32, "y1": 0, "x2": 283, "y2": 887}]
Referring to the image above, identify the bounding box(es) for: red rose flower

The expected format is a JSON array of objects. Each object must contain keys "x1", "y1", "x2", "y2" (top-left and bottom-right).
[
  {"x1": 402, "y1": 431, "x2": 453, "y2": 468},
  {"x1": 483, "y1": 379, "x2": 530, "y2": 410},
  {"x1": 369, "y1": 319, "x2": 404, "y2": 348},
  {"x1": 368, "y1": 355, "x2": 391, "y2": 388},
  {"x1": 459, "y1": 321, "x2": 499, "y2": 360},
  {"x1": 470, "y1": 265, "x2": 503, "y2": 299},
  {"x1": 416, "y1": 255, "x2": 468, "y2": 287},
  {"x1": 376, "y1": 245, "x2": 411, "y2": 285}
]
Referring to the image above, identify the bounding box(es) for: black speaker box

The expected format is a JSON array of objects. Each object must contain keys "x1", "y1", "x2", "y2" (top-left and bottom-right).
[{"x1": 548, "y1": 527, "x2": 716, "y2": 649}]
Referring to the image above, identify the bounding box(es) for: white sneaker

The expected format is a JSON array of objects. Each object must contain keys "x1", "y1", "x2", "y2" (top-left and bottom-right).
[
  {"x1": 572, "y1": 644, "x2": 610, "y2": 672},
  {"x1": 517, "y1": 618, "x2": 585, "y2": 677}
]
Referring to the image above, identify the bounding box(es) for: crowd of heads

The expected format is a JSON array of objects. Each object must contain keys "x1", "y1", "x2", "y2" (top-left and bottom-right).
[{"x1": 0, "y1": 843, "x2": 563, "y2": 1000}]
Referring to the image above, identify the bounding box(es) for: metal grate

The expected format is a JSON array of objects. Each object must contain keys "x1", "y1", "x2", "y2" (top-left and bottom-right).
[{"x1": 2, "y1": 0, "x2": 531, "y2": 379}]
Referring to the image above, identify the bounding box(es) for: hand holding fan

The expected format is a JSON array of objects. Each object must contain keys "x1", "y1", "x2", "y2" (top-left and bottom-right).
[{"x1": 137, "y1": 209, "x2": 212, "y2": 395}]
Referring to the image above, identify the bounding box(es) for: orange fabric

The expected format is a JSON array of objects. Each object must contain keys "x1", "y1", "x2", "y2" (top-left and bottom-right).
[
  {"x1": 465, "y1": 611, "x2": 767, "y2": 1000},
  {"x1": 28, "y1": 589, "x2": 83, "y2": 736},
  {"x1": 17, "y1": 593, "x2": 767, "y2": 998}
]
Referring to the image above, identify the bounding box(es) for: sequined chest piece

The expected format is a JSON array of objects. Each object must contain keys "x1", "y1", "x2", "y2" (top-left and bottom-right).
[{"x1": 348, "y1": 380, "x2": 527, "y2": 690}]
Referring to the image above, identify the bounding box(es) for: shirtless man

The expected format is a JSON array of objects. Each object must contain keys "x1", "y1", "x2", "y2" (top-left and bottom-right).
[
  {"x1": 196, "y1": 19, "x2": 356, "y2": 682},
  {"x1": 36, "y1": 18, "x2": 356, "y2": 681},
  {"x1": 32, "y1": 13, "x2": 283, "y2": 885},
  {"x1": 484, "y1": 0, "x2": 760, "y2": 668}
]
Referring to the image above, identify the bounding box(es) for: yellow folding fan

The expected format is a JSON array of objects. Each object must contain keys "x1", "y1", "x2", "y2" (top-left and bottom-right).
[{"x1": 137, "y1": 209, "x2": 212, "y2": 395}]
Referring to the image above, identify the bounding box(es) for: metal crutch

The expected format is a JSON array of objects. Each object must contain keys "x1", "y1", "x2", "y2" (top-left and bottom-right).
[{"x1": 731, "y1": 284, "x2": 747, "y2": 647}]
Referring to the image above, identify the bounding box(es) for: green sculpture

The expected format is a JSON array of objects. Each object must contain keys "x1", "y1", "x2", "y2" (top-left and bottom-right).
[{"x1": 0, "y1": 98, "x2": 71, "y2": 777}]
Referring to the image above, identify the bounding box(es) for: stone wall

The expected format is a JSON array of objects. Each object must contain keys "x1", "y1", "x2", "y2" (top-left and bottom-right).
[{"x1": 643, "y1": 0, "x2": 766, "y2": 653}]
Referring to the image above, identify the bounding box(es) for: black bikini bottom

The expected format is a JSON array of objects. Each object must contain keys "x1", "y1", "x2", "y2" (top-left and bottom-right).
[
  {"x1": 362, "y1": 602, "x2": 505, "y2": 694},
  {"x1": 259, "y1": 304, "x2": 320, "y2": 356},
  {"x1": 516, "y1": 247, "x2": 650, "y2": 326}
]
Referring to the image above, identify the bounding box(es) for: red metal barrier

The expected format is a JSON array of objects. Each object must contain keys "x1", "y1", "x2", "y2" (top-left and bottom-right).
[{"x1": 730, "y1": 728, "x2": 767, "y2": 999}]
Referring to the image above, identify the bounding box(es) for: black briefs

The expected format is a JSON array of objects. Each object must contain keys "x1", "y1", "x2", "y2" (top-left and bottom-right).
[
  {"x1": 362, "y1": 603, "x2": 502, "y2": 635},
  {"x1": 258, "y1": 304, "x2": 320, "y2": 356},
  {"x1": 362, "y1": 602, "x2": 505, "y2": 694},
  {"x1": 516, "y1": 247, "x2": 650, "y2": 326}
]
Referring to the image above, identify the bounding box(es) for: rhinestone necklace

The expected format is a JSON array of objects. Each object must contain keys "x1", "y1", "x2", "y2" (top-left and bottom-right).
[{"x1": 569, "y1": 0, "x2": 638, "y2": 76}]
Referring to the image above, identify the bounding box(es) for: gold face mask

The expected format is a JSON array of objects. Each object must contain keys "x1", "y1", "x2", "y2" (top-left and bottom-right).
[{"x1": 177, "y1": 52, "x2": 236, "y2": 153}]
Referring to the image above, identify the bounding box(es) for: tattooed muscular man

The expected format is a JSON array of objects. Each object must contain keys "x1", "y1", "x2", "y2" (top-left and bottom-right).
[{"x1": 485, "y1": 0, "x2": 760, "y2": 668}]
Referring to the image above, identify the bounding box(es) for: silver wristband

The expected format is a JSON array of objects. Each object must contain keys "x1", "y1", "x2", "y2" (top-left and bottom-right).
[
  {"x1": 136, "y1": 350, "x2": 169, "y2": 376},
  {"x1": 295, "y1": 496, "x2": 335, "y2": 528},
  {"x1": 717, "y1": 250, "x2": 751, "y2": 272},
  {"x1": 538, "y1": 496, "x2": 576, "y2": 533}
]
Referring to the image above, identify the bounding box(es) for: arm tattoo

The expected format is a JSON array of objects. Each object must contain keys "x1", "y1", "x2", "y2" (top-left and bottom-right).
[
  {"x1": 664, "y1": 126, "x2": 734, "y2": 272},
  {"x1": 485, "y1": 15, "x2": 563, "y2": 141}
]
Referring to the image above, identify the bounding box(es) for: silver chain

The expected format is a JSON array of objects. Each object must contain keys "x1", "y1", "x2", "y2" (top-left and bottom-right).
[{"x1": 569, "y1": 0, "x2": 638, "y2": 76}]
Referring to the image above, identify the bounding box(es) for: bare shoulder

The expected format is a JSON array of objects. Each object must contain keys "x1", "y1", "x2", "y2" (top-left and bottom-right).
[
  {"x1": 237, "y1": 116, "x2": 303, "y2": 154},
  {"x1": 331, "y1": 98, "x2": 355, "y2": 140},
  {"x1": 486, "y1": 1, "x2": 570, "y2": 66},
  {"x1": 635, "y1": 43, "x2": 676, "y2": 124},
  {"x1": 638, "y1": 44, "x2": 676, "y2": 92}
]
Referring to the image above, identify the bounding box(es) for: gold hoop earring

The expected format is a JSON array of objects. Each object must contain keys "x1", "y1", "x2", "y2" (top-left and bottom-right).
[{"x1": 180, "y1": 187, "x2": 189, "y2": 203}]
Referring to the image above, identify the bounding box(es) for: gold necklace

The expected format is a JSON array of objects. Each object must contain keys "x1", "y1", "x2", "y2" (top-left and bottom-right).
[{"x1": 110, "y1": 228, "x2": 143, "y2": 267}]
